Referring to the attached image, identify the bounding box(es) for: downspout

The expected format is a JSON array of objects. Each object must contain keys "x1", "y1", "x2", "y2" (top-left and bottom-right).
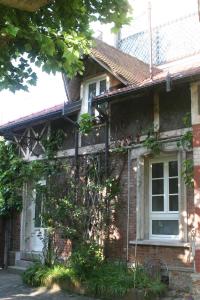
[
  {"x1": 105, "y1": 117, "x2": 109, "y2": 178},
  {"x1": 94, "y1": 103, "x2": 109, "y2": 258},
  {"x1": 74, "y1": 127, "x2": 79, "y2": 182},
  {"x1": 126, "y1": 148, "x2": 131, "y2": 262}
]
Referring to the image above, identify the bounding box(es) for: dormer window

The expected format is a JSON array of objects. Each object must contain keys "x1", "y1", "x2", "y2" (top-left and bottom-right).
[{"x1": 81, "y1": 75, "x2": 108, "y2": 114}]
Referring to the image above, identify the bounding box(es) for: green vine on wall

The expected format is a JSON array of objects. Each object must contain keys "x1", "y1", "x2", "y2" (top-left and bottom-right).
[
  {"x1": 177, "y1": 113, "x2": 193, "y2": 187},
  {"x1": 78, "y1": 113, "x2": 94, "y2": 135},
  {"x1": 142, "y1": 125, "x2": 161, "y2": 156},
  {"x1": 0, "y1": 128, "x2": 121, "y2": 266},
  {"x1": 0, "y1": 141, "x2": 26, "y2": 216}
]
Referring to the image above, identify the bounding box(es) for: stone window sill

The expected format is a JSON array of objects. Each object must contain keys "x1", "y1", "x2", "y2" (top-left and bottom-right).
[{"x1": 129, "y1": 240, "x2": 190, "y2": 248}]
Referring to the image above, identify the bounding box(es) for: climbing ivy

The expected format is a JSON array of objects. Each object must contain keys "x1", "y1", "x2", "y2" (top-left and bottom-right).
[
  {"x1": 0, "y1": 129, "x2": 121, "y2": 266},
  {"x1": 143, "y1": 125, "x2": 161, "y2": 156},
  {"x1": 78, "y1": 113, "x2": 94, "y2": 135},
  {"x1": 0, "y1": 141, "x2": 26, "y2": 216}
]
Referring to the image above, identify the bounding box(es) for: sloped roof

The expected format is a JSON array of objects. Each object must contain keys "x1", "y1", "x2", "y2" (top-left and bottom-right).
[
  {"x1": 90, "y1": 39, "x2": 160, "y2": 86},
  {"x1": 94, "y1": 56, "x2": 200, "y2": 102},
  {"x1": 0, "y1": 101, "x2": 81, "y2": 132}
]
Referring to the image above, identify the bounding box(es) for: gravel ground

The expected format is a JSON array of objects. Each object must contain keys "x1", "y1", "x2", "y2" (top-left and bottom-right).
[{"x1": 0, "y1": 270, "x2": 95, "y2": 300}]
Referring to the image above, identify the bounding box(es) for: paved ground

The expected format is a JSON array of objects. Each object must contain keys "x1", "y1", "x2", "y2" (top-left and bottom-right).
[
  {"x1": 0, "y1": 270, "x2": 196, "y2": 300},
  {"x1": 0, "y1": 270, "x2": 95, "y2": 300}
]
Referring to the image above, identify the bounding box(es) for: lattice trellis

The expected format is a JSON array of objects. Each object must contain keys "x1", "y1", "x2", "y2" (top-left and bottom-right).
[
  {"x1": 119, "y1": 12, "x2": 200, "y2": 66},
  {"x1": 13, "y1": 122, "x2": 50, "y2": 159}
]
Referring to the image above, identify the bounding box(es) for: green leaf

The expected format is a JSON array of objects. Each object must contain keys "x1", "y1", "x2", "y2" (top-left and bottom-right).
[
  {"x1": 4, "y1": 24, "x2": 19, "y2": 37},
  {"x1": 41, "y1": 37, "x2": 56, "y2": 57}
]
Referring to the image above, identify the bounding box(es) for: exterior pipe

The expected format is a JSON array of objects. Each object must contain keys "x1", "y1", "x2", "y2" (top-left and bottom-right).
[
  {"x1": 126, "y1": 148, "x2": 131, "y2": 262},
  {"x1": 74, "y1": 128, "x2": 79, "y2": 182},
  {"x1": 105, "y1": 118, "x2": 109, "y2": 178}
]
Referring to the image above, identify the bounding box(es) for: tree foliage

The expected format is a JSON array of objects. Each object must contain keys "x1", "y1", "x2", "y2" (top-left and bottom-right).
[
  {"x1": 0, "y1": 141, "x2": 26, "y2": 215},
  {"x1": 0, "y1": 0, "x2": 131, "y2": 92}
]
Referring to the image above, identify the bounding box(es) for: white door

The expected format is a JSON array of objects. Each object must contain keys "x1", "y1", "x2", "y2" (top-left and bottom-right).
[{"x1": 23, "y1": 182, "x2": 45, "y2": 253}]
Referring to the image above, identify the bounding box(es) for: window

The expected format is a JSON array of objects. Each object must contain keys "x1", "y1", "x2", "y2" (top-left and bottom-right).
[
  {"x1": 82, "y1": 76, "x2": 108, "y2": 114},
  {"x1": 149, "y1": 158, "x2": 179, "y2": 239}
]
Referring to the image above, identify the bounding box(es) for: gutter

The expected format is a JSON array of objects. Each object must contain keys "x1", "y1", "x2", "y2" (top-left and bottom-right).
[
  {"x1": 0, "y1": 109, "x2": 63, "y2": 133},
  {"x1": 0, "y1": 101, "x2": 81, "y2": 134},
  {"x1": 93, "y1": 70, "x2": 200, "y2": 104}
]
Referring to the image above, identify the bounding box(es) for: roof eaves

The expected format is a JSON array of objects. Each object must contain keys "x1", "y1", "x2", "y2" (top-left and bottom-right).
[
  {"x1": 0, "y1": 101, "x2": 81, "y2": 134},
  {"x1": 90, "y1": 54, "x2": 129, "y2": 85},
  {"x1": 93, "y1": 67, "x2": 200, "y2": 103}
]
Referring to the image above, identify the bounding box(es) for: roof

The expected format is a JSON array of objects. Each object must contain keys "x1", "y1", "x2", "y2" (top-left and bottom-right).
[
  {"x1": 90, "y1": 39, "x2": 161, "y2": 86},
  {"x1": 94, "y1": 55, "x2": 200, "y2": 102},
  {"x1": 0, "y1": 101, "x2": 81, "y2": 133}
]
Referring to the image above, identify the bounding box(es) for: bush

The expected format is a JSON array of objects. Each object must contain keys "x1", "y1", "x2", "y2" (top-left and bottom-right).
[
  {"x1": 23, "y1": 256, "x2": 166, "y2": 299},
  {"x1": 22, "y1": 263, "x2": 73, "y2": 287},
  {"x1": 87, "y1": 261, "x2": 134, "y2": 298},
  {"x1": 22, "y1": 263, "x2": 48, "y2": 287},
  {"x1": 69, "y1": 242, "x2": 103, "y2": 279},
  {"x1": 87, "y1": 262, "x2": 166, "y2": 299}
]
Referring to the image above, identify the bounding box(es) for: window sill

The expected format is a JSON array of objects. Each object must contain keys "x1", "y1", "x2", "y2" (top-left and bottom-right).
[{"x1": 129, "y1": 240, "x2": 190, "y2": 248}]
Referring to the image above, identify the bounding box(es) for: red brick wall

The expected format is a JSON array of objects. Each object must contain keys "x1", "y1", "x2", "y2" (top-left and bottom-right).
[
  {"x1": 107, "y1": 152, "x2": 194, "y2": 272},
  {"x1": 129, "y1": 245, "x2": 193, "y2": 268}
]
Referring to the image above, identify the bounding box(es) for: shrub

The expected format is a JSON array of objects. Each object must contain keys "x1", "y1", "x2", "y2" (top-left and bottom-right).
[
  {"x1": 22, "y1": 263, "x2": 74, "y2": 287},
  {"x1": 22, "y1": 263, "x2": 48, "y2": 287},
  {"x1": 87, "y1": 261, "x2": 135, "y2": 298},
  {"x1": 69, "y1": 242, "x2": 104, "y2": 279},
  {"x1": 23, "y1": 260, "x2": 166, "y2": 299}
]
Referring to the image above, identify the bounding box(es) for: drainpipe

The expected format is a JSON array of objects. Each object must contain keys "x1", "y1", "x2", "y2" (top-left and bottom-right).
[
  {"x1": 105, "y1": 118, "x2": 109, "y2": 178},
  {"x1": 74, "y1": 128, "x2": 79, "y2": 182},
  {"x1": 126, "y1": 148, "x2": 131, "y2": 262}
]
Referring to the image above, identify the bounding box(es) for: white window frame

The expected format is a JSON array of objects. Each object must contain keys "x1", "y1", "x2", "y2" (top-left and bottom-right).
[
  {"x1": 81, "y1": 74, "x2": 109, "y2": 114},
  {"x1": 149, "y1": 157, "x2": 180, "y2": 240}
]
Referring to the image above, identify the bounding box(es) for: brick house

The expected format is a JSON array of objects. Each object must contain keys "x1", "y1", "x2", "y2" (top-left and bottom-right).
[{"x1": 0, "y1": 39, "x2": 200, "y2": 291}]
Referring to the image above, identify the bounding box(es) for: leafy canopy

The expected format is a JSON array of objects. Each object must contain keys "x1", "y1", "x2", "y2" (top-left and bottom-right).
[{"x1": 0, "y1": 0, "x2": 131, "y2": 92}]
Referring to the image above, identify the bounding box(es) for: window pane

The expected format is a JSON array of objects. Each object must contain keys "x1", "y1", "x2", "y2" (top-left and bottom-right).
[
  {"x1": 169, "y1": 178, "x2": 178, "y2": 194},
  {"x1": 152, "y1": 179, "x2": 164, "y2": 194},
  {"x1": 169, "y1": 195, "x2": 179, "y2": 211},
  {"x1": 152, "y1": 220, "x2": 179, "y2": 235},
  {"x1": 152, "y1": 163, "x2": 163, "y2": 178},
  {"x1": 100, "y1": 79, "x2": 106, "y2": 94},
  {"x1": 152, "y1": 196, "x2": 164, "y2": 211},
  {"x1": 169, "y1": 161, "x2": 178, "y2": 177},
  {"x1": 88, "y1": 82, "x2": 96, "y2": 101}
]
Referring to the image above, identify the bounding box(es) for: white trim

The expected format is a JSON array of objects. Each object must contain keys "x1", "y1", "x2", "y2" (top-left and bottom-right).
[
  {"x1": 129, "y1": 240, "x2": 190, "y2": 248},
  {"x1": 191, "y1": 82, "x2": 200, "y2": 125},
  {"x1": 149, "y1": 156, "x2": 180, "y2": 240},
  {"x1": 80, "y1": 74, "x2": 109, "y2": 115},
  {"x1": 193, "y1": 147, "x2": 200, "y2": 166}
]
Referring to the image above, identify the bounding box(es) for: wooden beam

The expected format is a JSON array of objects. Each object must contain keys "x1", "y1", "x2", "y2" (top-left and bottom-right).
[{"x1": 0, "y1": 0, "x2": 51, "y2": 12}]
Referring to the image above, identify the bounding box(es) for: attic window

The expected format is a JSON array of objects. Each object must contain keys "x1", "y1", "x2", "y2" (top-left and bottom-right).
[{"x1": 82, "y1": 75, "x2": 108, "y2": 114}]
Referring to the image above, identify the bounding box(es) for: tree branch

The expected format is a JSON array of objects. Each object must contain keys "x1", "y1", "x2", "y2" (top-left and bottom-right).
[{"x1": 0, "y1": 0, "x2": 51, "y2": 11}]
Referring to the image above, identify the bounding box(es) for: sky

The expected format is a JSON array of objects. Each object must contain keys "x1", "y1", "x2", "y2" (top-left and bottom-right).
[{"x1": 0, "y1": 0, "x2": 198, "y2": 125}]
